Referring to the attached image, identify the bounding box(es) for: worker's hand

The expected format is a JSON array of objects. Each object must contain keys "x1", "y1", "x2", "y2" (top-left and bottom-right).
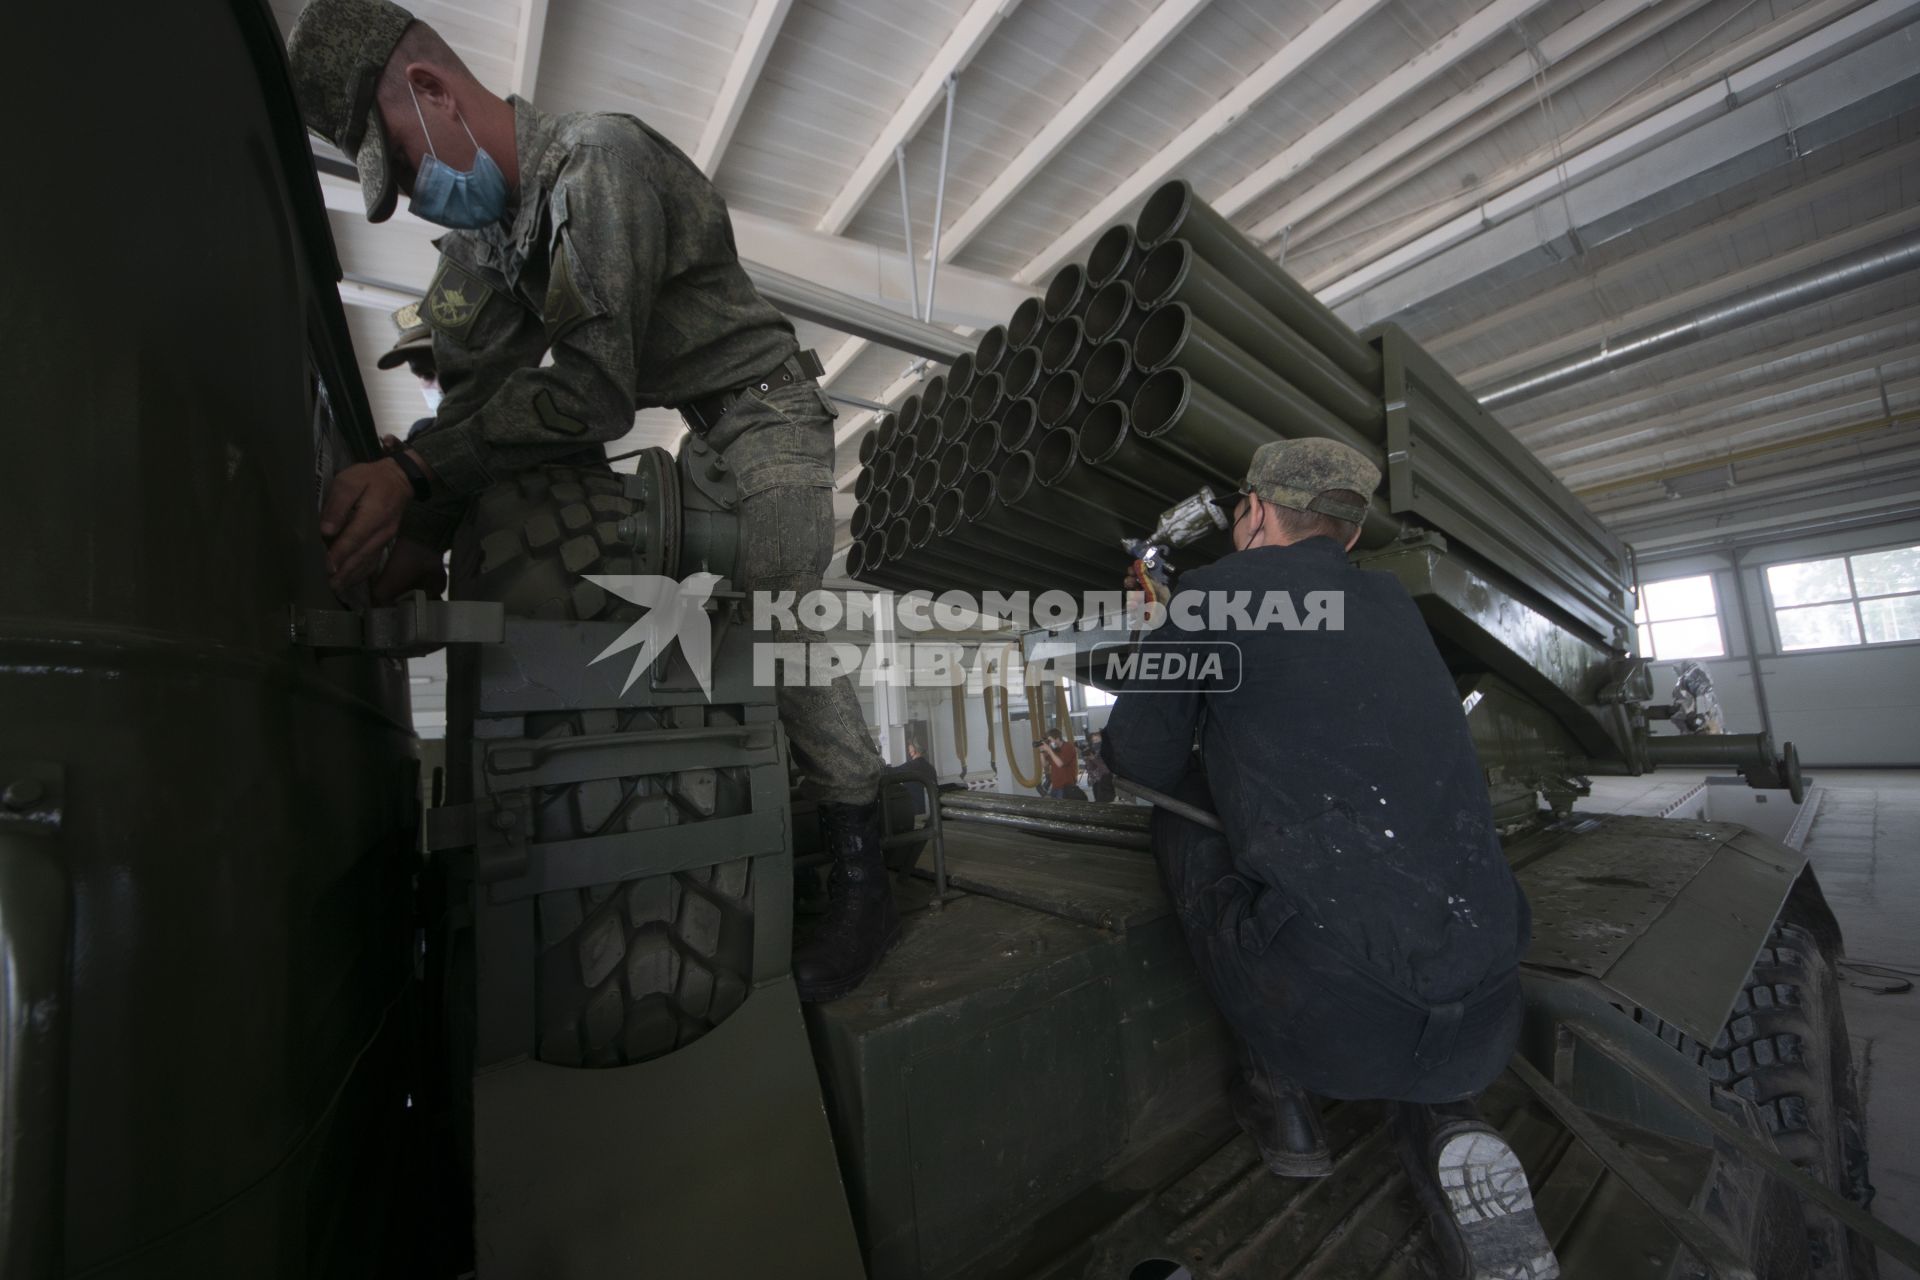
[
  {"x1": 1126, "y1": 559, "x2": 1171, "y2": 610},
  {"x1": 370, "y1": 537, "x2": 449, "y2": 605},
  {"x1": 378, "y1": 434, "x2": 405, "y2": 454},
  {"x1": 320, "y1": 456, "x2": 418, "y2": 593}
]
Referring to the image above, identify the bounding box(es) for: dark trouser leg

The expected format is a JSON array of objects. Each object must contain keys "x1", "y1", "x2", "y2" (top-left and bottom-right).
[
  {"x1": 712, "y1": 381, "x2": 893, "y2": 1000},
  {"x1": 1151, "y1": 766, "x2": 1330, "y2": 1175},
  {"x1": 720, "y1": 399, "x2": 883, "y2": 808}
]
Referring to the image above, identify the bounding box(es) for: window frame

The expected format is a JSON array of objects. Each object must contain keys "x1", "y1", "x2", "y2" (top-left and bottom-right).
[
  {"x1": 1633, "y1": 571, "x2": 1727, "y2": 662},
  {"x1": 1762, "y1": 540, "x2": 1920, "y2": 655}
]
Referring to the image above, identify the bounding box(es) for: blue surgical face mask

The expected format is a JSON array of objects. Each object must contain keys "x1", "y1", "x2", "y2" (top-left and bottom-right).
[{"x1": 405, "y1": 82, "x2": 509, "y2": 229}]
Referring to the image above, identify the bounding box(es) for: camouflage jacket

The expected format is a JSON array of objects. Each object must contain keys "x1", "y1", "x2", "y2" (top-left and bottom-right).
[{"x1": 403, "y1": 97, "x2": 797, "y2": 545}]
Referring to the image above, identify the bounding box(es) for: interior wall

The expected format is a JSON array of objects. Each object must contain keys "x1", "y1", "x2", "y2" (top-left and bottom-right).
[{"x1": 1636, "y1": 515, "x2": 1920, "y2": 767}]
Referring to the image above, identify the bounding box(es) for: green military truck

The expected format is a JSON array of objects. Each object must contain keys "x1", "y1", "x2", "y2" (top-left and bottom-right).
[{"x1": 2, "y1": 3, "x2": 1904, "y2": 1278}]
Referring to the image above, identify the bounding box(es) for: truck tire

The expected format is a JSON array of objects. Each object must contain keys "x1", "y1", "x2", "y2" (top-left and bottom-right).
[
  {"x1": 454, "y1": 461, "x2": 669, "y2": 622},
  {"x1": 524, "y1": 704, "x2": 758, "y2": 1069},
  {"x1": 450, "y1": 459, "x2": 755, "y2": 1070},
  {"x1": 1702, "y1": 921, "x2": 1877, "y2": 1279}
]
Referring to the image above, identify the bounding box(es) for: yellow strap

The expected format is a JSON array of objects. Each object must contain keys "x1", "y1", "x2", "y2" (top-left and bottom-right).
[
  {"x1": 950, "y1": 681, "x2": 969, "y2": 773},
  {"x1": 1000, "y1": 666, "x2": 1039, "y2": 790}
]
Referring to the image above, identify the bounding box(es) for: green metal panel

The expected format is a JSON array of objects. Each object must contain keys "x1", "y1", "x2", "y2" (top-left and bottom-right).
[{"x1": 474, "y1": 977, "x2": 865, "y2": 1278}]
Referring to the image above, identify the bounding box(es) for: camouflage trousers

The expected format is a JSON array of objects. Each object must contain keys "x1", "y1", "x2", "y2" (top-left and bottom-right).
[{"x1": 706, "y1": 378, "x2": 884, "y2": 808}]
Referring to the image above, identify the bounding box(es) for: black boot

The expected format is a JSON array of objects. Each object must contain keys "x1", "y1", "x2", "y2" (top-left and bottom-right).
[
  {"x1": 1394, "y1": 1100, "x2": 1559, "y2": 1280},
  {"x1": 1228, "y1": 1057, "x2": 1333, "y2": 1178},
  {"x1": 794, "y1": 801, "x2": 901, "y2": 1003}
]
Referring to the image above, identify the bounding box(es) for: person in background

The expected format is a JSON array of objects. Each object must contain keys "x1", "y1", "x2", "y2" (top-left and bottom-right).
[
  {"x1": 1083, "y1": 731, "x2": 1115, "y2": 802},
  {"x1": 1038, "y1": 731, "x2": 1079, "y2": 800},
  {"x1": 897, "y1": 740, "x2": 940, "y2": 819},
  {"x1": 375, "y1": 300, "x2": 441, "y2": 447}
]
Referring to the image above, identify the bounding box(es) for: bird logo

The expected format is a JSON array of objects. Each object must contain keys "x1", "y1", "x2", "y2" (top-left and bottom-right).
[{"x1": 585, "y1": 573, "x2": 724, "y2": 698}]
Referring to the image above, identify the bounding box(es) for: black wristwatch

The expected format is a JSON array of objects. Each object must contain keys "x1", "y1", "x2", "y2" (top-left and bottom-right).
[{"x1": 391, "y1": 450, "x2": 432, "y2": 502}]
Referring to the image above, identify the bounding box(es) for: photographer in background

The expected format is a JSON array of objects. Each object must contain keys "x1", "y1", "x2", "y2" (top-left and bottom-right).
[{"x1": 1038, "y1": 732, "x2": 1079, "y2": 800}]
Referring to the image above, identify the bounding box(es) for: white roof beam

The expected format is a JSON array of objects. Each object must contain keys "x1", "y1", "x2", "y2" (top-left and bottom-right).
[
  {"x1": 1511, "y1": 305, "x2": 1920, "y2": 442},
  {"x1": 694, "y1": 0, "x2": 795, "y2": 174},
  {"x1": 1458, "y1": 201, "x2": 1920, "y2": 392},
  {"x1": 510, "y1": 0, "x2": 551, "y2": 99},
  {"x1": 1216, "y1": 0, "x2": 1555, "y2": 223},
  {"x1": 1012, "y1": 0, "x2": 1393, "y2": 284},
  {"x1": 1311, "y1": 0, "x2": 1919, "y2": 311},
  {"x1": 1430, "y1": 136, "x2": 1920, "y2": 370},
  {"x1": 1243, "y1": 0, "x2": 1708, "y2": 244},
  {"x1": 935, "y1": 0, "x2": 1210, "y2": 261},
  {"x1": 816, "y1": 0, "x2": 1023, "y2": 236}
]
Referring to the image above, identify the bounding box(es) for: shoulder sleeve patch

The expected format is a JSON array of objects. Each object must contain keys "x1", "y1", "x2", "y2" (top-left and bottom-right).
[
  {"x1": 422, "y1": 257, "x2": 494, "y2": 344},
  {"x1": 544, "y1": 188, "x2": 605, "y2": 345}
]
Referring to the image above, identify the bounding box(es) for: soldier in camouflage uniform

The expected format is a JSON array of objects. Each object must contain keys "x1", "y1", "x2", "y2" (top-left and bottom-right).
[{"x1": 288, "y1": 0, "x2": 896, "y2": 1002}]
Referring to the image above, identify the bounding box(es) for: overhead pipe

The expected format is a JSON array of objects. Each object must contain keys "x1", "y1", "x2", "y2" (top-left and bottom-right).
[
  {"x1": 1003, "y1": 344, "x2": 1044, "y2": 402},
  {"x1": 1136, "y1": 179, "x2": 1379, "y2": 387},
  {"x1": 1479, "y1": 227, "x2": 1920, "y2": 409},
  {"x1": 1041, "y1": 317, "x2": 1093, "y2": 375},
  {"x1": 1038, "y1": 370, "x2": 1086, "y2": 429},
  {"x1": 1132, "y1": 302, "x2": 1377, "y2": 459},
  {"x1": 1135, "y1": 240, "x2": 1379, "y2": 435},
  {"x1": 1084, "y1": 279, "x2": 1147, "y2": 345},
  {"x1": 1044, "y1": 262, "x2": 1089, "y2": 322},
  {"x1": 1082, "y1": 339, "x2": 1142, "y2": 407},
  {"x1": 1131, "y1": 370, "x2": 1401, "y2": 546},
  {"x1": 1009, "y1": 295, "x2": 1046, "y2": 350},
  {"x1": 922, "y1": 73, "x2": 958, "y2": 322},
  {"x1": 974, "y1": 323, "x2": 1010, "y2": 375},
  {"x1": 1086, "y1": 222, "x2": 1141, "y2": 290},
  {"x1": 998, "y1": 397, "x2": 1041, "y2": 453},
  {"x1": 970, "y1": 371, "x2": 1005, "y2": 424}
]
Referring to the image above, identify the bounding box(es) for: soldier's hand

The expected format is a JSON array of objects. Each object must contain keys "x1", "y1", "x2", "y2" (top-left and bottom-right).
[
  {"x1": 371, "y1": 537, "x2": 449, "y2": 606},
  {"x1": 320, "y1": 458, "x2": 415, "y2": 592}
]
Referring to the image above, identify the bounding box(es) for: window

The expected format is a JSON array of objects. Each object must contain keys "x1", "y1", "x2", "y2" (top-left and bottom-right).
[
  {"x1": 1767, "y1": 543, "x2": 1920, "y2": 651},
  {"x1": 1634, "y1": 574, "x2": 1725, "y2": 660}
]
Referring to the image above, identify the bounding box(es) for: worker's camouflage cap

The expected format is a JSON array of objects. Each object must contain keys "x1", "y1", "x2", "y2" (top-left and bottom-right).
[
  {"x1": 287, "y1": 0, "x2": 416, "y2": 223},
  {"x1": 1241, "y1": 438, "x2": 1380, "y2": 525},
  {"x1": 376, "y1": 301, "x2": 434, "y2": 370}
]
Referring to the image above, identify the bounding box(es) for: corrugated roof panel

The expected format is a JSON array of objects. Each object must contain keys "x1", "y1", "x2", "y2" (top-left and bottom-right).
[
  {"x1": 535, "y1": 0, "x2": 750, "y2": 151},
  {"x1": 715, "y1": 0, "x2": 971, "y2": 223}
]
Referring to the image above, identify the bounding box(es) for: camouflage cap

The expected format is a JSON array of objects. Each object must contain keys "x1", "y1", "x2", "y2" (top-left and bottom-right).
[
  {"x1": 286, "y1": 0, "x2": 416, "y2": 223},
  {"x1": 376, "y1": 301, "x2": 434, "y2": 370},
  {"x1": 1241, "y1": 438, "x2": 1380, "y2": 525}
]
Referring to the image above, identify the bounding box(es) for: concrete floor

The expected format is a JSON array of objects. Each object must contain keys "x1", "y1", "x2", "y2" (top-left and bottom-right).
[{"x1": 1584, "y1": 769, "x2": 1920, "y2": 1277}]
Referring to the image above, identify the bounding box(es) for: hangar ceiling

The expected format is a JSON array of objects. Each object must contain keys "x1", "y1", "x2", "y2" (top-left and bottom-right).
[{"x1": 272, "y1": 0, "x2": 1920, "y2": 557}]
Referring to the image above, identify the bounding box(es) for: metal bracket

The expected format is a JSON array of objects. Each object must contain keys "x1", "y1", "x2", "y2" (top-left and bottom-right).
[
  {"x1": 291, "y1": 592, "x2": 506, "y2": 655},
  {"x1": 0, "y1": 762, "x2": 63, "y2": 836}
]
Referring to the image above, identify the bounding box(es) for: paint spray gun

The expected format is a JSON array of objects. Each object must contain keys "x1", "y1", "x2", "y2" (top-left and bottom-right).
[{"x1": 1123, "y1": 486, "x2": 1229, "y2": 603}]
